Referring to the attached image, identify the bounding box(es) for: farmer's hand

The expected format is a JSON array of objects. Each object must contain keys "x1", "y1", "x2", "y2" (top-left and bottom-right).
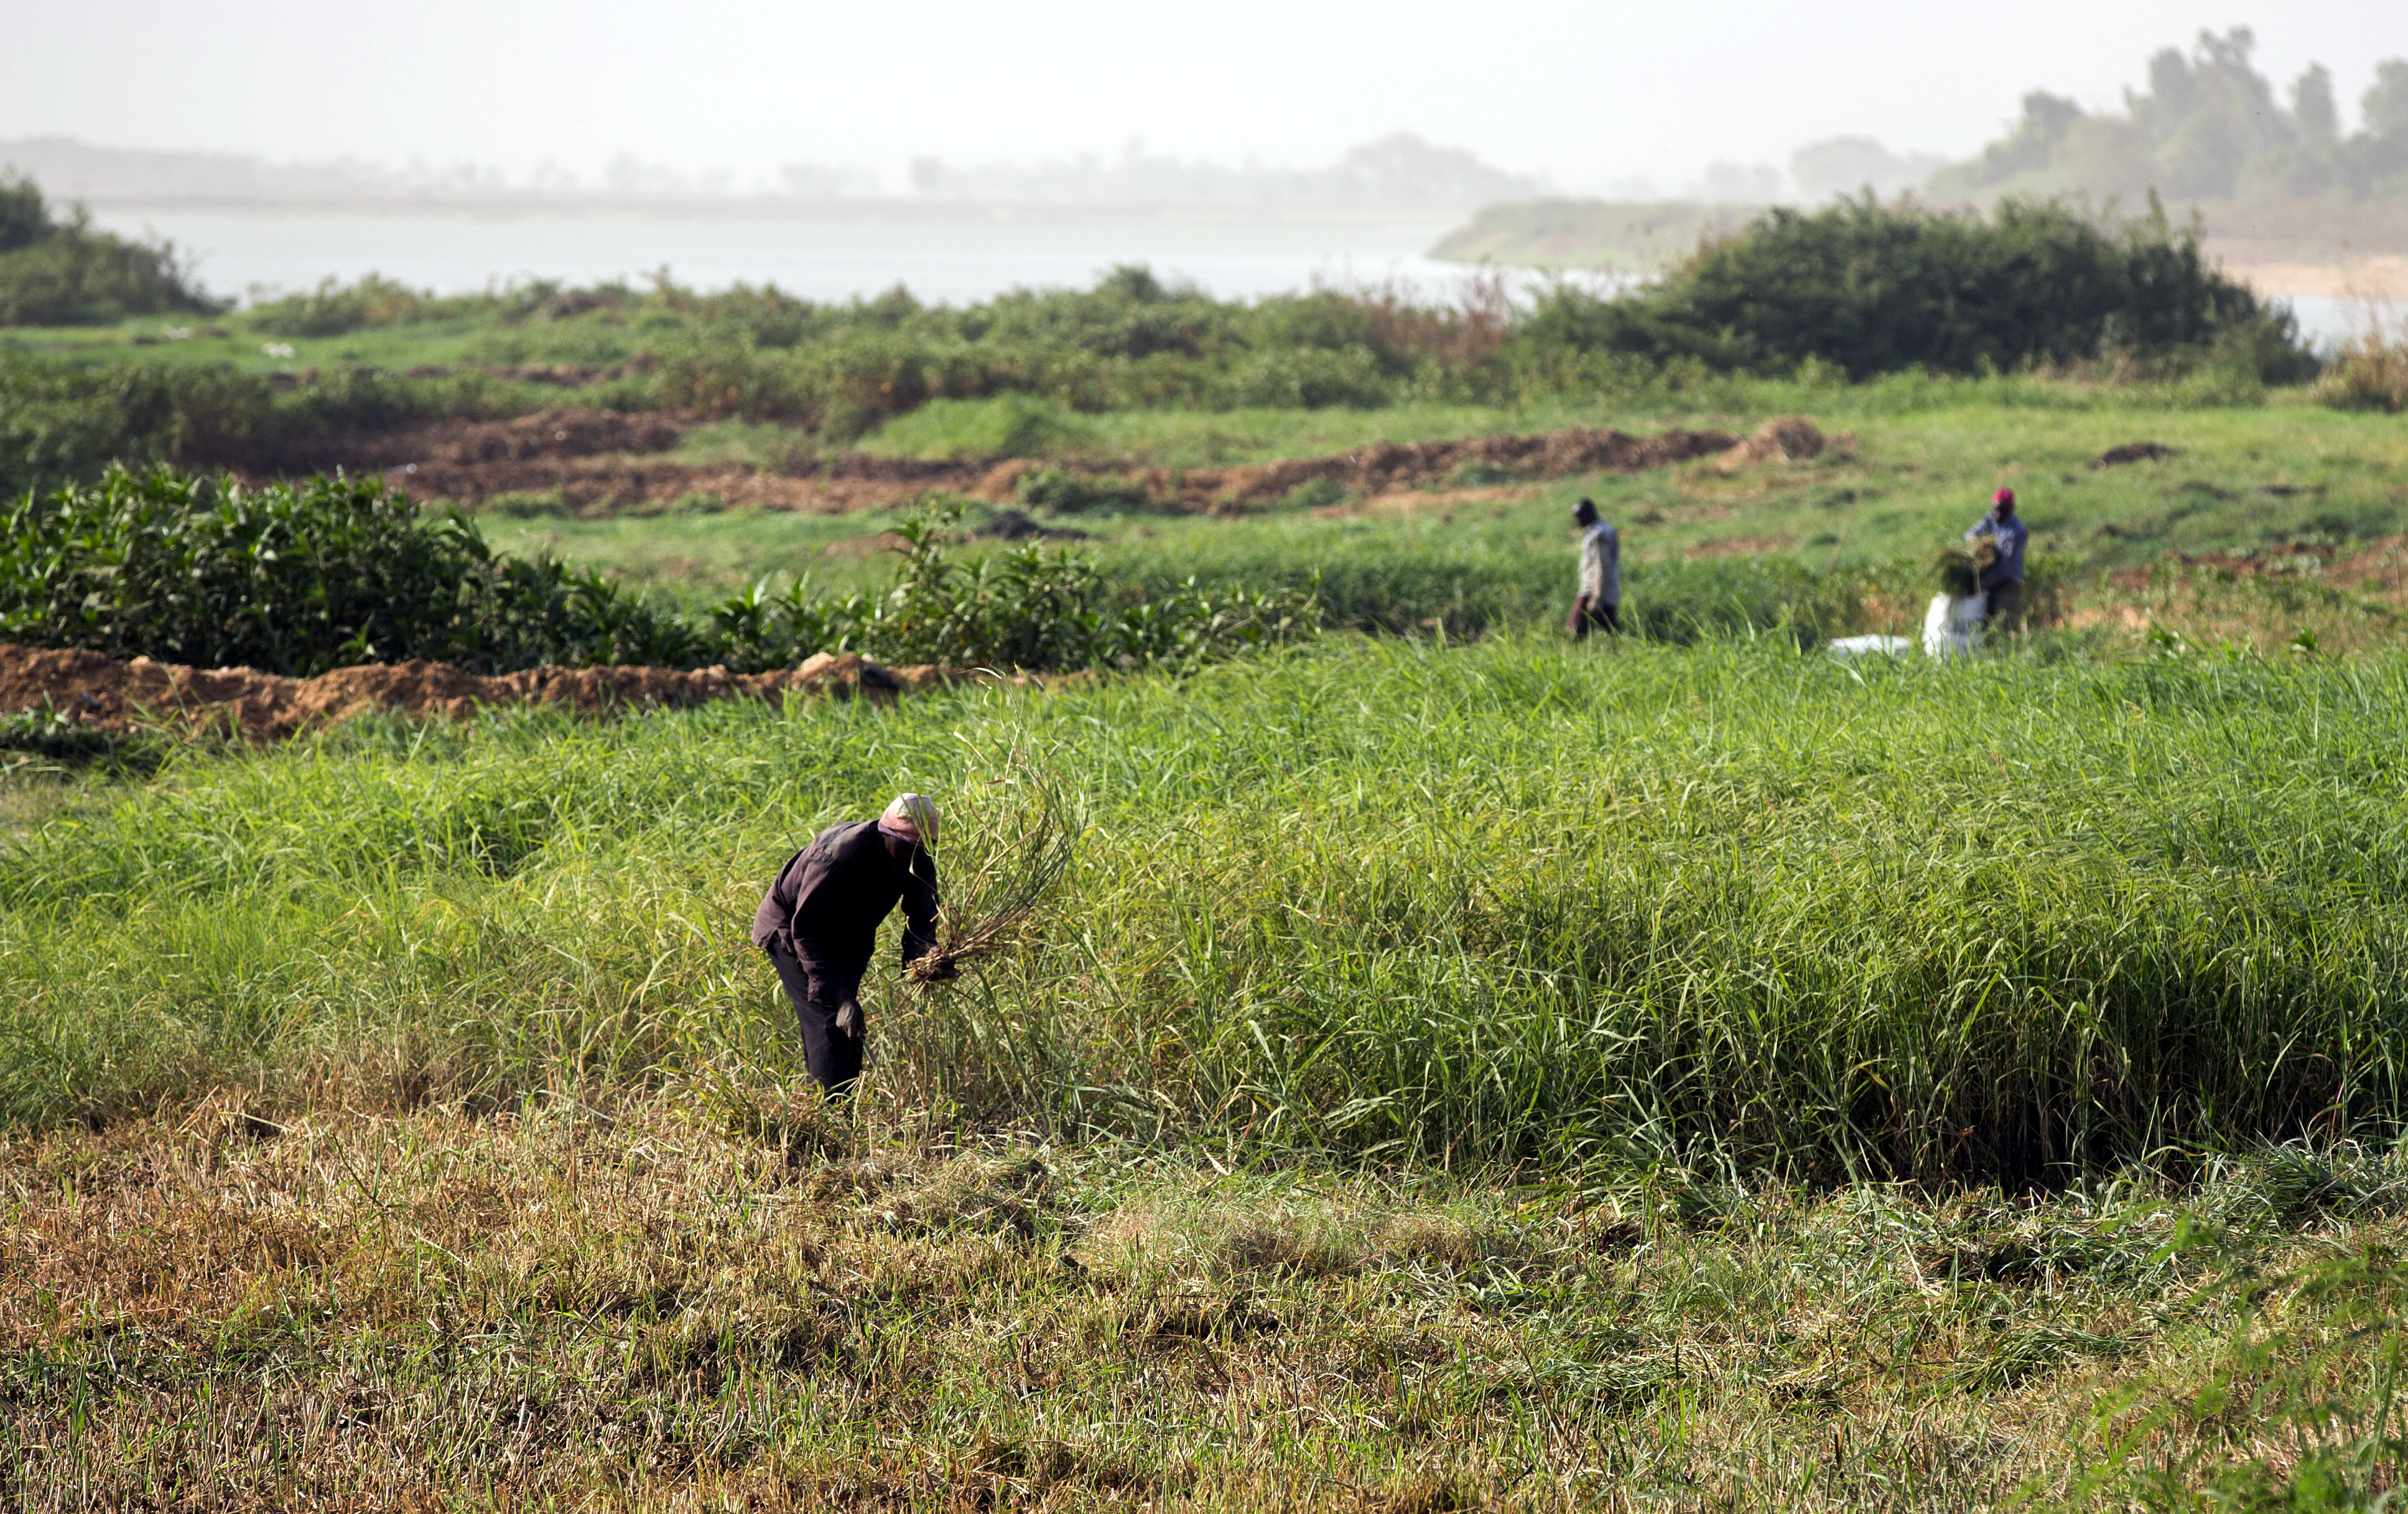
[
  {"x1": 916, "y1": 955, "x2": 959, "y2": 983},
  {"x1": 835, "y1": 998, "x2": 863, "y2": 1039}
]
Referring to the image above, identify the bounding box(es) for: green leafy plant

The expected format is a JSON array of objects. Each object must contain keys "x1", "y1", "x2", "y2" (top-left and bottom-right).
[{"x1": 0, "y1": 465, "x2": 694, "y2": 675}]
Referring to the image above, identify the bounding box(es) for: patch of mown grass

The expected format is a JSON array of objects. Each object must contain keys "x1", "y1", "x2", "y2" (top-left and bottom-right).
[
  {"x1": 3, "y1": 637, "x2": 2402, "y2": 1186},
  {"x1": 4, "y1": 1094, "x2": 2404, "y2": 1508}
]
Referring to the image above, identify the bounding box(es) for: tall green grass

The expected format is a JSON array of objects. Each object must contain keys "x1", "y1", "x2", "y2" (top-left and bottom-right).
[{"x1": 5, "y1": 636, "x2": 2403, "y2": 1182}]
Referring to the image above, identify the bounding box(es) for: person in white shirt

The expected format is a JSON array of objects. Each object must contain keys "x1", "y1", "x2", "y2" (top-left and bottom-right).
[{"x1": 1568, "y1": 498, "x2": 1621, "y2": 638}]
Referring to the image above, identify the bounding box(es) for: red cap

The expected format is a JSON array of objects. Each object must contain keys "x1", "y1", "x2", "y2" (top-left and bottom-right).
[{"x1": 1993, "y1": 488, "x2": 2016, "y2": 508}]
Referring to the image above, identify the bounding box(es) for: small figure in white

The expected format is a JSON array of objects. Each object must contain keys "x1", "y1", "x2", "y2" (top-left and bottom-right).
[{"x1": 1922, "y1": 582, "x2": 1988, "y2": 660}]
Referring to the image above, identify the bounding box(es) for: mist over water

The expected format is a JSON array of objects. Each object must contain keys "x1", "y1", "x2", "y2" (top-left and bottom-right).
[{"x1": 91, "y1": 207, "x2": 1473, "y2": 308}]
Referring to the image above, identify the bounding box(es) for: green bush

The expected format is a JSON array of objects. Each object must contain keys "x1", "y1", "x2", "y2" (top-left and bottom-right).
[
  {"x1": 0, "y1": 173, "x2": 46, "y2": 253},
  {"x1": 0, "y1": 465, "x2": 696, "y2": 676},
  {"x1": 0, "y1": 172, "x2": 225, "y2": 326},
  {"x1": 1521, "y1": 197, "x2": 2314, "y2": 381},
  {"x1": 248, "y1": 274, "x2": 461, "y2": 337},
  {"x1": 1211, "y1": 344, "x2": 1395, "y2": 409},
  {"x1": 0, "y1": 358, "x2": 271, "y2": 499},
  {"x1": 0, "y1": 353, "x2": 532, "y2": 500}
]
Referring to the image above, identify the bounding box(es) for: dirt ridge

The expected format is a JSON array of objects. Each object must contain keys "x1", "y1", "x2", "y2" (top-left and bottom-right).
[
  {"x1": 0, "y1": 643, "x2": 981, "y2": 743},
  {"x1": 233, "y1": 412, "x2": 1759, "y2": 515}
]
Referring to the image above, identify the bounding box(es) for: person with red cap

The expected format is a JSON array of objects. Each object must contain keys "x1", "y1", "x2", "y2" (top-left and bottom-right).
[
  {"x1": 750, "y1": 794, "x2": 941, "y2": 1097},
  {"x1": 1966, "y1": 488, "x2": 2029, "y2": 630}
]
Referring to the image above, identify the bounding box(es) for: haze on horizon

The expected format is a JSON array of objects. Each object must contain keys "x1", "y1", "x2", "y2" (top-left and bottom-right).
[{"x1": 7, "y1": 0, "x2": 2406, "y2": 200}]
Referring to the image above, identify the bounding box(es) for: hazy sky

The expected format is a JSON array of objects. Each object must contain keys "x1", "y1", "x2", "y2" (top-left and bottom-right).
[{"x1": 10, "y1": 1, "x2": 2407, "y2": 192}]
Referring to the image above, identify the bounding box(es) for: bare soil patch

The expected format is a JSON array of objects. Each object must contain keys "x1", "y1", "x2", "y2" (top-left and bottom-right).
[
  {"x1": 236, "y1": 418, "x2": 1747, "y2": 516},
  {"x1": 0, "y1": 643, "x2": 987, "y2": 743}
]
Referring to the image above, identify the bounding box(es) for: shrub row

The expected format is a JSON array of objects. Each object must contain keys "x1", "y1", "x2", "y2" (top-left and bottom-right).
[
  {"x1": 0, "y1": 357, "x2": 532, "y2": 501},
  {"x1": 0, "y1": 467, "x2": 1321, "y2": 678}
]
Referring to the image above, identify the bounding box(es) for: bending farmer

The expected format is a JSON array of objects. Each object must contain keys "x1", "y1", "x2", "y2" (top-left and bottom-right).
[
  {"x1": 1966, "y1": 488, "x2": 2029, "y2": 629},
  {"x1": 750, "y1": 794, "x2": 941, "y2": 1097},
  {"x1": 1568, "y1": 498, "x2": 1621, "y2": 638}
]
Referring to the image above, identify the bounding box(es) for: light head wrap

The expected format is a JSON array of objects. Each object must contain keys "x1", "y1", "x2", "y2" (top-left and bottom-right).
[{"x1": 879, "y1": 792, "x2": 940, "y2": 848}]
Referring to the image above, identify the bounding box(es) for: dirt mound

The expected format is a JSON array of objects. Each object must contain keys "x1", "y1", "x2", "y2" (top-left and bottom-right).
[
  {"x1": 417, "y1": 409, "x2": 685, "y2": 465},
  {"x1": 1711, "y1": 417, "x2": 1832, "y2": 472},
  {"x1": 1180, "y1": 426, "x2": 1739, "y2": 513},
  {"x1": 393, "y1": 445, "x2": 973, "y2": 517},
  {"x1": 0, "y1": 643, "x2": 984, "y2": 743},
  {"x1": 2093, "y1": 442, "x2": 2181, "y2": 468}
]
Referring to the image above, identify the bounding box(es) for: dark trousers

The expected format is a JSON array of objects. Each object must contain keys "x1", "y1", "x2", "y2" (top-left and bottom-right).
[
  {"x1": 1569, "y1": 595, "x2": 1621, "y2": 638},
  {"x1": 1984, "y1": 581, "x2": 2022, "y2": 629},
  {"x1": 764, "y1": 940, "x2": 863, "y2": 1096}
]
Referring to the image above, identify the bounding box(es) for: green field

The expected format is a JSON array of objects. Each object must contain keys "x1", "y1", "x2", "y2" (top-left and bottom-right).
[
  {"x1": 9, "y1": 628, "x2": 2408, "y2": 1505},
  {"x1": 472, "y1": 388, "x2": 2408, "y2": 664},
  {"x1": 9, "y1": 199, "x2": 2408, "y2": 1505}
]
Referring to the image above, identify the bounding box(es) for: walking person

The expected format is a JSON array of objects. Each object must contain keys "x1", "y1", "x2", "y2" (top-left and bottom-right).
[
  {"x1": 1568, "y1": 498, "x2": 1621, "y2": 638},
  {"x1": 1965, "y1": 487, "x2": 2029, "y2": 631},
  {"x1": 751, "y1": 794, "x2": 941, "y2": 1097}
]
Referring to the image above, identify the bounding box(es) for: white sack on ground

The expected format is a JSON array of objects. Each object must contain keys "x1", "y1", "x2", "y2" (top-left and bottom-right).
[
  {"x1": 1923, "y1": 592, "x2": 1987, "y2": 660},
  {"x1": 1826, "y1": 634, "x2": 1914, "y2": 657}
]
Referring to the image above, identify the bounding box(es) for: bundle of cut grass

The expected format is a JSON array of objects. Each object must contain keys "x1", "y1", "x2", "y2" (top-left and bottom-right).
[
  {"x1": 1928, "y1": 539, "x2": 1996, "y2": 599},
  {"x1": 908, "y1": 754, "x2": 1077, "y2": 985}
]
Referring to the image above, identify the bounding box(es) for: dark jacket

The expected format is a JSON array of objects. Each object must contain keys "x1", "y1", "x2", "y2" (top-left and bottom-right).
[{"x1": 751, "y1": 820, "x2": 939, "y2": 992}]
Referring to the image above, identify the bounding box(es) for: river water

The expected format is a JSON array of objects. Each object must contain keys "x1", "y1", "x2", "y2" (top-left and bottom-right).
[
  {"x1": 88, "y1": 205, "x2": 1474, "y2": 307},
  {"x1": 87, "y1": 203, "x2": 2355, "y2": 345}
]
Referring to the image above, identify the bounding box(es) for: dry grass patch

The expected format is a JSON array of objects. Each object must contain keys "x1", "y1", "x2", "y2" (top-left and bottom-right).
[{"x1": 6, "y1": 1087, "x2": 2408, "y2": 1507}]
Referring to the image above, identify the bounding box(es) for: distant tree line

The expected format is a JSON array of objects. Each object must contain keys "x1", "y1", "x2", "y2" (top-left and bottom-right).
[{"x1": 1935, "y1": 28, "x2": 2408, "y2": 203}]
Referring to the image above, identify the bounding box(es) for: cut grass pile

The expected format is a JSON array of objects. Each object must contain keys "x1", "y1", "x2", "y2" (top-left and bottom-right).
[
  {"x1": 5, "y1": 636, "x2": 2403, "y2": 1185},
  {"x1": 6, "y1": 1092, "x2": 2406, "y2": 1508}
]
